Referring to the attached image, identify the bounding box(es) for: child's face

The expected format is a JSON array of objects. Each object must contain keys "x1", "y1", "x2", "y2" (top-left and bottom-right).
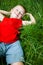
[{"x1": 10, "y1": 5, "x2": 25, "y2": 19}]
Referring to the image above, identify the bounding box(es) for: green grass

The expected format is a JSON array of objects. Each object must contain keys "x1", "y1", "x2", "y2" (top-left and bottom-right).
[{"x1": 0, "y1": 0, "x2": 43, "y2": 65}]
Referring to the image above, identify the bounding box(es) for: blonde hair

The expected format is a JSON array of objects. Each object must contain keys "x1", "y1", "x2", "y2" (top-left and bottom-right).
[{"x1": 10, "y1": 5, "x2": 25, "y2": 14}]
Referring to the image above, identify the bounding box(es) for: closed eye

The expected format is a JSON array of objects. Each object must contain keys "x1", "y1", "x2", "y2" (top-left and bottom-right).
[
  {"x1": 16, "y1": 9, "x2": 23, "y2": 15},
  {"x1": 19, "y1": 11, "x2": 23, "y2": 15}
]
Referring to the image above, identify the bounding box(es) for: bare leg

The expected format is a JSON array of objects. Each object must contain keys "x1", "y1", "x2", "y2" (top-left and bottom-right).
[{"x1": 10, "y1": 62, "x2": 24, "y2": 65}]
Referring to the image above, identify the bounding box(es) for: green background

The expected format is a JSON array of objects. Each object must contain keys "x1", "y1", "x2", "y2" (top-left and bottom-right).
[{"x1": 0, "y1": 0, "x2": 43, "y2": 65}]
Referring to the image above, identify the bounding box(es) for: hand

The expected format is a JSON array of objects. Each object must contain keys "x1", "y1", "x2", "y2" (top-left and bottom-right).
[
  {"x1": 22, "y1": 13, "x2": 36, "y2": 25},
  {"x1": 25, "y1": 13, "x2": 36, "y2": 24},
  {"x1": 0, "y1": 10, "x2": 10, "y2": 15}
]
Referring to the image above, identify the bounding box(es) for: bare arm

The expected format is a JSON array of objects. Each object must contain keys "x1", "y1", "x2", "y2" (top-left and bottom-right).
[
  {"x1": 22, "y1": 13, "x2": 36, "y2": 26},
  {"x1": 0, "y1": 13, "x2": 5, "y2": 21},
  {"x1": 0, "y1": 10, "x2": 10, "y2": 15}
]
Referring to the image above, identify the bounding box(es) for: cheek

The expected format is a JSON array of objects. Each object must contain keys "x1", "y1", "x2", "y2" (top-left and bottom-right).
[
  {"x1": 13, "y1": 10, "x2": 17, "y2": 14},
  {"x1": 18, "y1": 14, "x2": 22, "y2": 18}
]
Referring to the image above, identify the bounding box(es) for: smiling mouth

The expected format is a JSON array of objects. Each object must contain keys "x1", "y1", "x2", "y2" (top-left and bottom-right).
[
  {"x1": 14, "y1": 13, "x2": 18, "y2": 17},
  {"x1": 14, "y1": 12, "x2": 18, "y2": 16}
]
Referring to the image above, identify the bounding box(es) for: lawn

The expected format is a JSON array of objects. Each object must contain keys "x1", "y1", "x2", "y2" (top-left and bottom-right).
[{"x1": 0, "y1": 0, "x2": 43, "y2": 65}]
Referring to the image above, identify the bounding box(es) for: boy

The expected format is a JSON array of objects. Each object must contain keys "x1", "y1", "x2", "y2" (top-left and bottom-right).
[{"x1": 0, "y1": 5, "x2": 36, "y2": 65}]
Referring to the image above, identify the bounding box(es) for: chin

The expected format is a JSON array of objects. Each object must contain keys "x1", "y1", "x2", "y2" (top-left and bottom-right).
[{"x1": 17, "y1": 17, "x2": 22, "y2": 19}]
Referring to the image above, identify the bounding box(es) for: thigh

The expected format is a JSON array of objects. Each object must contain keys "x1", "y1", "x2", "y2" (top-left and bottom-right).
[{"x1": 6, "y1": 40, "x2": 25, "y2": 65}]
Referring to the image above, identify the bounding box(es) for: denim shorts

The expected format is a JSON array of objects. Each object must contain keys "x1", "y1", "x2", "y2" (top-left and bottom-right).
[{"x1": 0, "y1": 40, "x2": 25, "y2": 65}]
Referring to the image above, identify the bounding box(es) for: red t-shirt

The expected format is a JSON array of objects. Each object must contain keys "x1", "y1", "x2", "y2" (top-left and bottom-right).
[{"x1": 0, "y1": 17, "x2": 22, "y2": 44}]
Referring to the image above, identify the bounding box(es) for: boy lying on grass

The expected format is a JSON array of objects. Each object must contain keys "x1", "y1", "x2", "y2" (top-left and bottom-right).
[{"x1": 0, "y1": 5, "x2": 36, "y2": 65}]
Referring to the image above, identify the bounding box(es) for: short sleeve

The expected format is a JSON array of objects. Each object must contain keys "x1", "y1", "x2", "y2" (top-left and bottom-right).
[
  {"x1": 1, "y1": 17, "x2": 22, "y2": 29},
  {"x1": 2, "y1": 17, "x2": 9, "y2": 22},
  {"x1": 13, "y1": 18, "x2": 22, "y2": 29}
]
